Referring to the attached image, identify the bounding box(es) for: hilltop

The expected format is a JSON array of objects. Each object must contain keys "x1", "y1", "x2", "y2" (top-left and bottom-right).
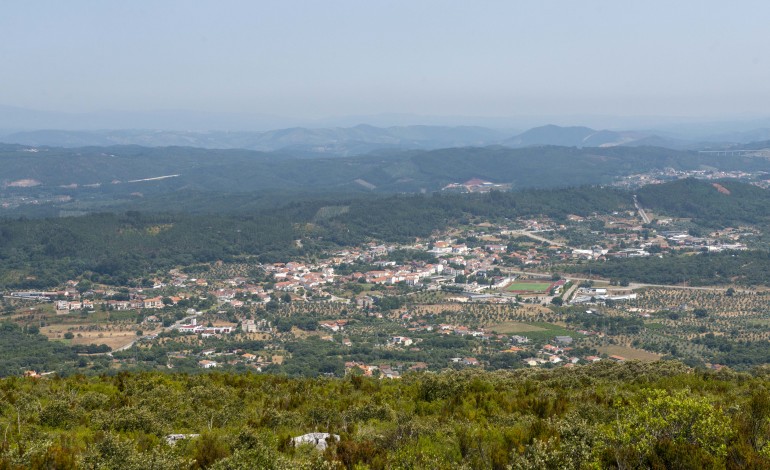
[
  {"x1": 6, "y1": 122, "x2": 770, "y2": 154},
  {"x1": 0, "y1": 363, "x2": 769, "y2": 468}
]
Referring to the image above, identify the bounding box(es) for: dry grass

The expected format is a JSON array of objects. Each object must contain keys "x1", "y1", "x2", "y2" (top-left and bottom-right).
[
  {"x1": 518, "y1": 305, "x2": 552, "y2": 316},
  {"x1": 41, "y1": 325, "x2": 140, "y2": 350},
  {"x1": 597, "y1": 345, "x2": 662, "y2": 362},
  {"x1": 290, "y1": 326, "x2": 314, "y2": 338},
  {"x1": 487, "y1": 321, "x2": 547, "y2": 334},
  {"x1": 242, "y1": 333, "x2": 271, "y2": 341},
  {"x1": 410, "y1": 304, "x2": 465, "y2": 315}
]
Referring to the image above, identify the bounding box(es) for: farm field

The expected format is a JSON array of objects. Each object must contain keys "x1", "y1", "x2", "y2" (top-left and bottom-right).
[
  {"x1": 40, "y1": 324, "x2": 140, "y2": 350},
  {"x1": 486, "y1": 321, "x2": 547, "y2": 334},
  {"x1": 487, "y1": 320, "x2": 581, "y2": 341},
  {"x1": 597, "y1": 345, "x2": 663, "y2": 362},
  {"x1": 410, "y1": 303, "x2": 466, "y2": 315}
]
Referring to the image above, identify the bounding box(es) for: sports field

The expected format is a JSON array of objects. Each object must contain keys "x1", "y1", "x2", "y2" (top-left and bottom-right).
[{"x1": 504, "y1": 281, "x2": 552, "y2": 293}]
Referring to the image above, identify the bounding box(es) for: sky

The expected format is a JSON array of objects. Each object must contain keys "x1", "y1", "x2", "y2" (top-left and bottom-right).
[{"x1": 2, "y1": 1, "x2": 770, "y2": 124}]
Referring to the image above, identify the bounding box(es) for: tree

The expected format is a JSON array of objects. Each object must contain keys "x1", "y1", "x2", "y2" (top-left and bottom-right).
[
  {"x1": 606, "y1": 389, "x2": 732, "y2": 467},
  {"x1": 77, "y1": 279, "x2": 93, "y2": 294}
]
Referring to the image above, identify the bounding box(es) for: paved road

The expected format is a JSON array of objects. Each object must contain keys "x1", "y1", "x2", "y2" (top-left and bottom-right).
[
  {"x1": 507, "y1": 230, "x2": 571, "y2": 248},
  {"x1": 115, "y1": 340, "x2": 138, "y2": 352},
  {"x1": 633, "y1": 195, "x2": 651, "y2": 224},
  {"x1": 561, "y1": 281, "x2": 581, "y2": 302},
  {"x1": 115, "y1": 314, "x2": 199, "y2": 352},
  {"x1": 501, "y1": 269, "x2": 593, "y2": 282},
  {"x1": 501, "y1": 268, "x2": 731, "y2": 293},
  {"x1": 627, "y1": 282, "x2": 727, "y2": 292}
]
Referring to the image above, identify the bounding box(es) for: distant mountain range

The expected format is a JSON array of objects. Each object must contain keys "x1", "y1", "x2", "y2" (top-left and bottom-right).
[
  {"x1": 504, "y1": 125, "x2": 658, "y2": 148},
  {"x1": 5, "y1": 122, "x2": 769, "y2": 155},
  {"x1": 4, "y1": 104, "x2": 770, "y2": 151},
  {"x1": 0, "y1": 125, "x2": 510, "y2": 156}
]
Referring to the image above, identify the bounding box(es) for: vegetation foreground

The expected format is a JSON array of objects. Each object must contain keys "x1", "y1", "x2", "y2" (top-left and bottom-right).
[{"x1": 2, "y1": 362, "x2": 770, "y2": 469}]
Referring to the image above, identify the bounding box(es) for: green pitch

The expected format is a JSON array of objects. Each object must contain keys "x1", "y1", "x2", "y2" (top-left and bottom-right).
[{"x1": 505, "y1": 282, "x2": 552, "y2": 293}]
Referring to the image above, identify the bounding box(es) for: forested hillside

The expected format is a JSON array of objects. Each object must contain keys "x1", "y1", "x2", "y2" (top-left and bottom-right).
[
  {"x1": 2, "y1": 125, "x2": 510, "y2": 154},
  {"x1": 0, "y1": 212, "x2": 302, "y2": 288},
  {"x1": 325, "y1": 186, "x2": 630, "y2": 244},
  {"x1": 570, "y1": 250, "x2": 770, "y2": 286},
  {"x1": 0, "y1": 323, "x2": 81, "y2": 376},
  {"x1": 3, "y1": 143, "x2": 770, "y2": 202},
  {"x1": 1, "y1": 363, "x2": 770, "y2": 469},
  {"x1": 637, "y1": 178, "x2": 770, "y2": 228}
]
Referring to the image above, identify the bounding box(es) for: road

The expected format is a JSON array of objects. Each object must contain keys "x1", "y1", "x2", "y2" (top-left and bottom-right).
[
  {"x1": 507, "y1": 230, "x2": 571, "y2": 248},
  {"x1": 627, "y1": 282, "x2": 727, "y2": 292},
  {"x1": 633, "y1": 195, "x2": 651, "y2": 224},
  {"x1": 501, "y1": 269, "x2": 589, "y2": 281},
  {"x1": 115, "y1": 314, "x2": 199, "y2": 352},
  {"x1": 501, "y1": 268, "x2": 730, "y2": 293},
  {"x1": 115, "y1": 340, "x2": 138, "y2": 352},
  {"x1": 561, "y1": 281, "x2": 581, "y2": 302}
]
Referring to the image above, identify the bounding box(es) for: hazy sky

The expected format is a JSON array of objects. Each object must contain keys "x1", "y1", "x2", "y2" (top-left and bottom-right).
[{"x1": 2, "y1": 1, "x2": 769, "y2": 120}]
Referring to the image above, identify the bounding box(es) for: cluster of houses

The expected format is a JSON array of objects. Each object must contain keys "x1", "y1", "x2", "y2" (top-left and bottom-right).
[
  {"x1": 241, "y1": 318, "x2": 271, "y2": 333},
  {"x1": 193, "y1": 347, "x2": 279, "y2": 370},
  {"x1": 320, "y1": 320, "x2": 348, "y2": 332},
  {"x1": 263, "y1": 261, "x2": 335, "y2": 292},
  {"x1": 9, "y1": 208, "x2": 758, "y2": 323},
  {"x1": 520, "y1": 335, "x2": 625, "y2": 367},
  {"x1": 449, "y1": 357, "x2": 480, "y2": 366},
  {"x1": 176, "y1": 318, "x2": 234, "y2": 337},
  {"x1": 395, "y1": 315, "x2": 499, "y2": 340},
  {"x1": 54, "y1": 296, "x2": 178, "y2": 312},
  {"x1": 659, "y1": 230, "x2": 747, "y2": 252},
  {"x1": 353, "y1": 263, "x2": 445, "y2": 286},
  {"x1": 11, "y1": 216, "x2": 664, "y2": 320},
  {"x1": 615, "y1": 168, "x2": 760, "y2": 190},
  {"x1": 344, "y1": 361, "x2": 429, "y2": 379},
  {"x1": 442, "y1": 178, "x2": 508, "y2": 193},
  {"x1": 334, "y1": 236, "x2": 559, "y2": 290}
]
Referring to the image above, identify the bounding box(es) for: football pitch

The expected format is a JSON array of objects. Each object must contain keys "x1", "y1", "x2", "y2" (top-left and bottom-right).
[{"x1": 504, "y1": 281, "x2": 552, "y2": 293}]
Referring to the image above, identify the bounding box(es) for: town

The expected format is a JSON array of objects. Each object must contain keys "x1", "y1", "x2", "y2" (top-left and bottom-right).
[{"x1": 4, "y1": 199, "x2": 759, "y2": 378}]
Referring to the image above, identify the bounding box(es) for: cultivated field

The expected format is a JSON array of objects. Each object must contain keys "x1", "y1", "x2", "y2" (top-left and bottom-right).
[
  {"x1": 487, "y1": 321, "x2": 547, "y2": 334},
  {"x1": 410, "y1": 303, "x2": 466, "y2": 315},
  {"x1": 597, "y1": 345, "x2": 663, "y2": 362},
  {"x1": 40, "y1": 324, "x2": 141, "y2": 350},
  {"x1": 487, "y1": 320, "x2": 581, "y2": 341}
]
